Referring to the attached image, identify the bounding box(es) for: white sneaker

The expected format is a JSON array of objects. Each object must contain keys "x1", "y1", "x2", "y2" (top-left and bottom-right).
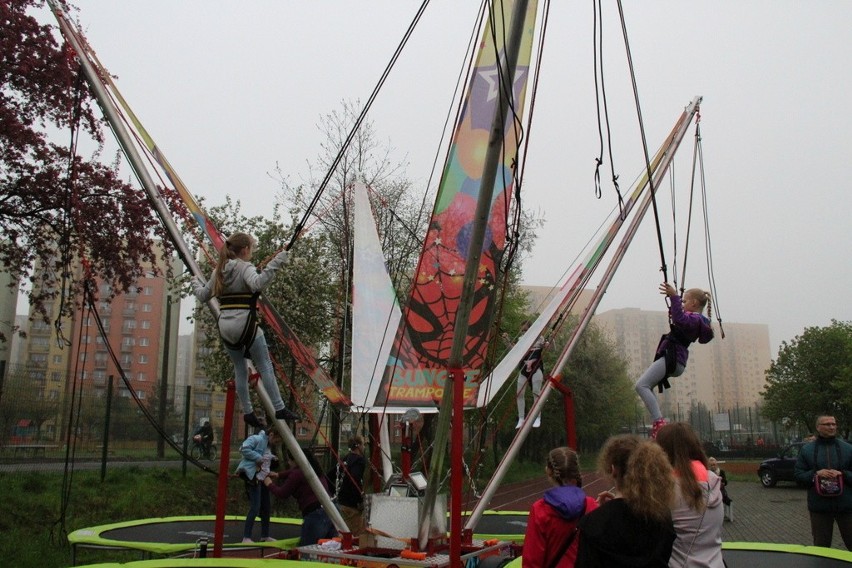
[
  {"x1": 516, "y1": 417, "x2": 524, "y2": 429},
  {"x1": 262, "y1": 537, "x2": 276, "y2": 542},
  {"x1": 532, "y1": 416, "x2": 541, "y2": 428},
  {"x1": 241, "y1": 538, "x2": 254, "y2": 544}
]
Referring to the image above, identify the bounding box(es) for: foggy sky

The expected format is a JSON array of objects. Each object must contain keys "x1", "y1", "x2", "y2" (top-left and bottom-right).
[{"x1": 38, "y1": 1, "x2": 852, "y2": 354}]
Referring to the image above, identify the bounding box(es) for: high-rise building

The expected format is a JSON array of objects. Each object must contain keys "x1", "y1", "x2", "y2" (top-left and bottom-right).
[
  {"x1": 18, "y1": 244, "x2": 181, "y2": 442},
  {"x1": 66, "y1": 267, "x2": 181, "y2": 402},
  {"x1": 0, "y1": 269, "x2": 20, "y2": 369}
]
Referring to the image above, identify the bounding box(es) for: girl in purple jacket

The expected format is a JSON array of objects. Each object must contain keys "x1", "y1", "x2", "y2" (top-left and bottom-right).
[{"x1": 635, "y1": 283, "x2": 714, "y2": 438}]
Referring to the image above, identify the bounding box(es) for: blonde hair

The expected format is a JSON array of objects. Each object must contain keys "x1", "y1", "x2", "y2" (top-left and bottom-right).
[
  {"x1": 685, "y1": 288, "x2": 712, "y2": 318},
  {"x1": 655, "y1": 422, "x2": 708, "y2": 512},
  {"x1": 212, "y1": 233, "x2": 254, "y2": 297},
  {"x1": 599, "y1": 435, "x2": 674, "y2": 522},
  {"x1": 547, "y1": 446, "x2": 582, "y2": 487}
]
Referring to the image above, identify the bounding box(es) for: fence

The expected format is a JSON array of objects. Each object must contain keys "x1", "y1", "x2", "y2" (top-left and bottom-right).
[{"x1": 0, "y1": 366, "x2": 231, "y2": 470}]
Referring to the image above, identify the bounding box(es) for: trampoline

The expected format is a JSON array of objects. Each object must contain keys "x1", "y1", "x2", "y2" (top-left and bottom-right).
[
  {"x1": 469, "y1": 511, "x2": 528, "y2": 543},
  {"x1": 69, "y1": 515, "x2": 302, "y2": 565},
  {"x1": 722, "y1": 542, "x2": 852, "y2": 567},
  {"x1": 74, "y1": 559, "x2": 321, "y2": 568}
]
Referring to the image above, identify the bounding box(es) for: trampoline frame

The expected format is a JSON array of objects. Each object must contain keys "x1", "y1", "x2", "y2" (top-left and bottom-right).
[{"x1": 68, "y1": 515, "x2": 302, "y2": 565}]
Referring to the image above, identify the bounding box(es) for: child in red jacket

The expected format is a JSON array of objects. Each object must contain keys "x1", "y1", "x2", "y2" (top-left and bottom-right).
[{"x1": 523, "y1": 447, "x2": 598, "y2": 568}]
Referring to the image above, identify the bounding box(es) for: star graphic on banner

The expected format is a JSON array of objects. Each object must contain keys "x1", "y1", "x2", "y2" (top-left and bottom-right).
[{"x1": 478, "y1": 63, "x2": 528, "y2": 102}]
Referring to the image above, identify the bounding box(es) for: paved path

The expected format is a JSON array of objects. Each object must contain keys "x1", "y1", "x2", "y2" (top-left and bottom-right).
[{"x1": 480, "y1": 477, "x2": 851, "y2": 552}]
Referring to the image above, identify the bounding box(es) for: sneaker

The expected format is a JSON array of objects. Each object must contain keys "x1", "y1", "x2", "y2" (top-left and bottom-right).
[
  {"x1": 241, "y1": 537, "x2": 254, "y2": 544},
  {"x1": 243, "y1": 412, "x2": 265, "y2": 429},
  {"x1": 532, "y1": 416, "x2": 541, "y2": 428},
  {"x1": 274, "y1": 407, "x2": 300, "y2": 422},
  {"x1": 650, "y1": 418, "x2": 668, "y2": 439},
  {"x1": 516, "y1": 417, "x2": 524, "y2": 429},
  {"x1": 262, "y1": 537, "x2": 276, "y2": 542}
]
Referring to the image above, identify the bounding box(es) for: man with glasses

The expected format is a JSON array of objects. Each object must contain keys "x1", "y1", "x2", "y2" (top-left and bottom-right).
[{"x1": 795, "y1": 415, "x2": 852, "y2": 549}]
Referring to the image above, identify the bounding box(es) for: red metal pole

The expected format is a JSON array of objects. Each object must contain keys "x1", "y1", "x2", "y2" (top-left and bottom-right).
[
  {"x1": 450, "y1": 368, "x2": 464, "y2": 568},
  {"x1": 549, "y1": 375, "x2": 577, "y2": 450},
  {"x1": 213, "y1": 380, "x2": 236, "y2": 557}
]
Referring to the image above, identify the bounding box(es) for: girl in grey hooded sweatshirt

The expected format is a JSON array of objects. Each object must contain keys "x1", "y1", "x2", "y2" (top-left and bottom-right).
[{"x1": 193, "y1": 233, "x2": 298, "y2": 427}]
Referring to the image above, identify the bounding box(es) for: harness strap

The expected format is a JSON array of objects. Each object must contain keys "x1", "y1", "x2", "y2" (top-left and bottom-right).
[
  {"x1": 653, "y1": 325, "x2": 695, "y2": 393},
  {"x1": 218, "y1": 292, "x2": 260, "y2": 357},
  {"x1": 219, "y1": 293, "x2": 258, "y2": 310}
]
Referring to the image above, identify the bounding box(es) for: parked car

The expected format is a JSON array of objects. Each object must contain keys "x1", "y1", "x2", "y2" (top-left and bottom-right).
[{"x1": 757, "y1": 442, "x2": 807, "y2": 487}]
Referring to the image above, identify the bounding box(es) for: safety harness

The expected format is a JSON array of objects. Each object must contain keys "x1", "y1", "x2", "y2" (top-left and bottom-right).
[
  {"x1": 218, "y1": 292, "x2": 260, "y2": 357},
  {"x1": 653, "y1": 326, "x2": 694, "y2": 392}
]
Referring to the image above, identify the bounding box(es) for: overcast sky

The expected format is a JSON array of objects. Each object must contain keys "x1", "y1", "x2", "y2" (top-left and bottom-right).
[{"x1": 39, "y1": 1, "x2": 852, "y2": 354}]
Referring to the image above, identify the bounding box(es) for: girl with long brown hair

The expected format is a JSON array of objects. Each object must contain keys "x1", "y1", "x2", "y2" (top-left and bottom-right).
[
  {"x1": 193, "y1": 233, "x2": 298, "y2": 428},
  {"x1": 576, "y1": 435, "x2": 676, "y2": 567},
  {"x1": 655, "y1": 423, "x2": 724, "y2": 567}
]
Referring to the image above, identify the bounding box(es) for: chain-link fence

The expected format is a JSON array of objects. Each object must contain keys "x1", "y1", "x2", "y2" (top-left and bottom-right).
[{"x1": 0, "y1": 362, "x2": 227, "y2": 471}]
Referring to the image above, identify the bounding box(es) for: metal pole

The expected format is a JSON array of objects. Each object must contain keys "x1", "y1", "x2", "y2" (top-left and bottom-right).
[
  {"x1": 420, "y1": 0, "x2": 533, "y2": 552},
  {"x1": 100, "y1": 375, "x2": 113, "y2": 482},
  {"x1": 213, "y1": 380, "x2": 236, "y2": 558},
  {"x1": 46, "y1": 0, "x2": 219, "y2": 318},
  {"x1": 157, "y1": 295, "x2": 172, "y2": 458},
  {"x1": 252, "y1": 379, "x2": 350, "y2": 539},
  {"x1": 182, "y1": 385, "x2": 191, "y2": 477}
]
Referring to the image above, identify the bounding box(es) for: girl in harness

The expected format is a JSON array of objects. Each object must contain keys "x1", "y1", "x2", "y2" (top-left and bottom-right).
[
  {"x1": 193, "y1": 233, "x2": 299, "y2": 428},
  {"x1": 635, "y1": 282, "x2": 713, "y2": 439}
]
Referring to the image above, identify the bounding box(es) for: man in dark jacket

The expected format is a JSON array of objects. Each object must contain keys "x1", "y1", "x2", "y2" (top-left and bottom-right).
[
  {"x1": 794, "y1": 414, "x2": 852, "y2": 549},
  {"x1": 329, "y1": 435, "x2": 366, "y2": 536}
]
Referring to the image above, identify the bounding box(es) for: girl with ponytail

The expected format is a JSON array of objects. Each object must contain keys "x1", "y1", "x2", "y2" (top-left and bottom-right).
[
  {"x1": 193, "y1": 233, "x2": 299, "y2": 428},
  {"x1": 635, "y1": 283, "x2": 714, "y2": 438}
]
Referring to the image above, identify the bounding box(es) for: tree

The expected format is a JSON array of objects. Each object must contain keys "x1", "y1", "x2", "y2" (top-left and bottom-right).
[
  {"x1": 762, "y1": 320, "x2": 852, "y2": 436},
  {"x1": 1, "y1": 0, "x2": 175, "y2": 334},
  {"x1": 274, "y1": 100, "x2": 427, "y2": 300}
]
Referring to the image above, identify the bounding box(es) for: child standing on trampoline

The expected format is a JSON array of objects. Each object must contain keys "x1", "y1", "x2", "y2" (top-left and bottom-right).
[
  {"x1": 193, "y1": 232, "x2": 299, "y2": 428},
  {"x1": 635, "y1": 283, "x2": 713, "y2": 438},
  {"x1": 236, "y1": 427, "x2": 281, "y2": 543}
]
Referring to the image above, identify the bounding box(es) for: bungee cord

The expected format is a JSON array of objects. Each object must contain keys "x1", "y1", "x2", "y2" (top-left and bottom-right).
[
  {"x1": 592, "y1": 0, "x2": 623, "y2": 212},
  {"x1": 285, "y1": 0, "x2": 432, "y2": 253},
  {"x1": 615, "y1": 0, "x2": 668, "y2": 284}
]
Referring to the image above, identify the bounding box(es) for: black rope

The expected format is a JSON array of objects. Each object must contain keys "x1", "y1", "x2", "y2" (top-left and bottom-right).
[
  {"x1": 679, "y1": 124, "x2": 702, "y2": 290},
  {"x1": 592, "y1": 0, "x2": 623, "y2": 213},
  {"x1": 696, "y1": 124, "x2": 725, "y2": 338},
  {"x1": 51, "y1": 287, "x2": 91, "y2": 546},
  {"x1": 286, "y1": 0, "x2": 432, "y2": 252},
  {"x1": 616, "y1": 0, "x2": 668, "y2": 283},
  {"x1": 669, "y1": 169, "x2": 680, "y2": 293},
  {"x1": 55, "y1": 68, "x2": 86, "y2": 349}
]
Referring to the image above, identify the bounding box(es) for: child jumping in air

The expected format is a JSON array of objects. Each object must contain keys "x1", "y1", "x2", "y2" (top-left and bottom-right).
[{"x1": 635, "y1": 282, "x2": 714, "y2": 438}]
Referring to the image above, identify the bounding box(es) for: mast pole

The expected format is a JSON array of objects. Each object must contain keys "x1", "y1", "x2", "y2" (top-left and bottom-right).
[
  {"x1": 418, "y1": 0, "x2": 533, "y2": 555},
  {"x1": 466, "y1": 96, "x2": 702, "y2": 530},
  {"x1": 47, "y1": 0, "x2": 207, "y2": 292},
  {"x1": 48, "y1": 0, "x2": 351, "y2": 541}
]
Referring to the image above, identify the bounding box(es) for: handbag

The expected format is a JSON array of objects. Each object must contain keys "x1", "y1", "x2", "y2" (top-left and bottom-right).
[{"x1": 814, "y1": 444, "x2": 844, "y2": 497}]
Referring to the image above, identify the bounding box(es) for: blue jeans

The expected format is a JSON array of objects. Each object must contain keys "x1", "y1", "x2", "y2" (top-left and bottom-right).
[
  {"x1": 225, "y1": 330, "x2": 285, "y2": 415},
  {"x1": 243, "y1": 481, "x2": 271, "y2": 540},
  {"x1": 300, "y1": 507, "x2": 337, "y2": 545}
]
